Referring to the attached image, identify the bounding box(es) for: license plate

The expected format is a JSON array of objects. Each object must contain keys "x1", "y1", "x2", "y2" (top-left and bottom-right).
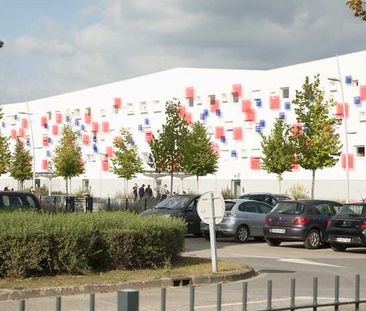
[
  {"x1": 270, "y1": 228, "x2": 285, "y2": 234},
  {"x1": 335, "y1": 237, "x2": 351, "y2": 243}
]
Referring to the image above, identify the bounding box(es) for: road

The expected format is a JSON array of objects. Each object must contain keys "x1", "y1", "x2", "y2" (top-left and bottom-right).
[{"x1": 1, "y1": 237, "x2": 365, "y2": 310}]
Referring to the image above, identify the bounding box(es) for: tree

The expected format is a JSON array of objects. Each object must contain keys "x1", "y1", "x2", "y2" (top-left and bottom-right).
[
  {"x1": 112, "y1": 128, "x2": 143, "y2": 202},
  {"x1": 53, "y1": 125, "x2": 84, "y2": 195},
  {"x1": 261, "y1": 119, "x2": 295, "y2": 193},
  {"x1": 182, "y1": 122, "x2": 218, "y2": 192},
  {"x1": 9, "y1": 138, "x2": 32, "y2": 190},
  {"x1": 149, "y1": 100, "x2": 190, "y2": 195},
  {"x1": 292, "y1": 75, "x2": 342, "y2": 199},
  {"x1": 0, "y1": 108, "x2": 10, "y2": 175},
  {"x1": 347, "y1": 0, "x2": 366, "y2": 20}
]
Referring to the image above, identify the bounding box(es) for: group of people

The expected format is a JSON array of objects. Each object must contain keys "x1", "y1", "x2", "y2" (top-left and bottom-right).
[{"x1": 132, "y1": 183, "x2": 170, "y2": 202}]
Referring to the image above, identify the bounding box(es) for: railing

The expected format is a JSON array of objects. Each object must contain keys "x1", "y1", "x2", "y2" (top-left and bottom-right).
[{"x1": 12, "y1": 274, "x2": 365, "y2": 311}]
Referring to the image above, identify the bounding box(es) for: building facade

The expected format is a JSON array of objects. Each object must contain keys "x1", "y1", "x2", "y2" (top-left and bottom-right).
[{"x1": 1, "y1": 51, "x2": 366, "y2": 199}]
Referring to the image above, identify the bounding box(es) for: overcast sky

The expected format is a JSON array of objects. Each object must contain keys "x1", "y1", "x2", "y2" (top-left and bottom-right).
[{"x1": 0, "y1": 0, "x2": 365, "y2": 104}]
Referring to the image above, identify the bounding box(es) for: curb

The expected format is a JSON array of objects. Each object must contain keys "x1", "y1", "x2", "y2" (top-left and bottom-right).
[{"x1": 0, "y1": 268, "x2": 256, "y2": 301}]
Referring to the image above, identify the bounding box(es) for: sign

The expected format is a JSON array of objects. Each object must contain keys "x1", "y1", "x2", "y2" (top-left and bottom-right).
[{"x1": 197, "y1": 192, "x2": 225, "y2": 225}]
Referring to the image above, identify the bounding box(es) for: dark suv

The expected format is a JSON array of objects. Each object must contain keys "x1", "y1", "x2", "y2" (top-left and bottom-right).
[
  {"x1": 140, "y1": 194, "x2": 202, "y2": 235},
  {"x1": 264, "y1": 200, "x2": 341, "y2": 249},
  {"x1": 239, "y1": 192, "x2": 292, "y2": 207},
  {"x1": 327, "y1": 203, "x2": 366, "y2": 252},
  {"x1": 0, "y1": 191, "x2": 40, "y2": 210}
]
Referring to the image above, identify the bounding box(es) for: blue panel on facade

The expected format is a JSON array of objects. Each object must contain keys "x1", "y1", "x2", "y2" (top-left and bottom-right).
[
  {"x1": 1, "y1": 122, "x2": 5, "y2": 128},
  {"x1": 285, "y1": 102, "x2": 291, "y2": 110},
  {"x1": 131, "y1": 139, "x2": 135, "y2": 146},
  {"x1": 255, "y1": 99, "x2": 262, "y2": 107},
  {"x1": 144, "y1": 118, "x2": 150, "y2": 126},
  {"x1": 259, "y1": 119, "x2": 266, "y2": 128},
  {"x1": 75, "y1": 119, "x2": 80, "y2": 126},
  {"x1": 93, "y1": 144, "x2": 98, "y2": 153},
  {"x1": 220, "y1": 136, "x2": 226, "y2": 143},
  {"x1": 203, "y1": 109, "x2": 209, "y2": 117},
  {"x1": 231, "y1": 150, "x2": 237, "y2": 158},
  {"x1": 48, "y1": 137, "x2": 52, "y2": 143},
  {"x1": 26, "y1": 138, "x2": 30, "y2": 147},
  {"x1": 255, "y1": 125, "x2": 262, "y2": 133},
  {"x1": 354, "y1": 96, "x2": 361, "y2": 106},
  {"x1": 200, "y1": 113, "x2": 205, "y2": 120},
  {"x1": 216, "y1": 109, "x2": 221, "y2": 117},
  {"x1": 14, "y1": 114, "x2": 18, "y2": 120},
  {"x1": 279, "y1": 112, "x2": 286, "y2": 120},
  {"x1": 81, "y1": 125, "x2": 85, "y2": 131},
  {"x1": 46, "y1": 150, "x2": 51, "y2": 157},
  {"x1": 138, "y1": 124, "x2": 143, "y2": 131},
  {"x1": 345, "y1": 75, "x2": 352, "y2": 85}
]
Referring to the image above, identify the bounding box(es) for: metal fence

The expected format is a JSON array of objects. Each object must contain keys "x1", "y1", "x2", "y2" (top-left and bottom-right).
[{"x1": 14, "y1": 274, "x2": 365, "y2": 311}]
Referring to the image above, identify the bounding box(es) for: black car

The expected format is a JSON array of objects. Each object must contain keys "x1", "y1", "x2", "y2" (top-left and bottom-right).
[
  {"x1": 326, "y1": 203, "x2": 366, "y2": 252},
  {"x1": 140, "y1": 194, "x2": 202, "y2": 235},
  {"x1": 239, "y1": 192, "x2": 292, "y2": 207},
  {"x1": 0, "y1": 191, "x2": 40, "y2": 210},
  {"x1": 264, "y1": 200, "x2": 341, "y2": 249}
]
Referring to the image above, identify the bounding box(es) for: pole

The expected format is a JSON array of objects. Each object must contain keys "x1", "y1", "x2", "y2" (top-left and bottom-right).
[
  {"x1": 336, "y1": 55, "x2": 350, "y2": 203},
  {"x1": 209, "y1": 192, "x2": 218, "y2": 273},
  {"x1": 26, "y1": 101, "x2": 36, "y2": 189}
]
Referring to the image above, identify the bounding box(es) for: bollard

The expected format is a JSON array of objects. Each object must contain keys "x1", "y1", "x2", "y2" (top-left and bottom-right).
[
  {"x1": 189, "y1": 286, "x2": 195, "y2": 311},
  {"x1": 355, "y1": 274, "x2": 360, "y2": 311},
  {"x1": 18, "y1": 300, "x2": 25, "y2": 311},
  {"x1": 313, "y1": 277, "x2": 318, "y2": 311},
  {"x1": 217, "y1": 283, "x2": 222, "y2": 311},
  {"x1": 161, "y1": 288, "x2": 166, "y2": 311},
  {"x1": 56, "y1": 296, "x2": 61, "y2": 311},
  {"x1": 242, "y1": 282, "x2": 248, "y2": 311},
  {"x1": 334, "y1": 275, "x2": 339, "y2": 311},
  {"x1": 290, "y1": 278, "x2": 296, "y2": 311},
  {"x1": 89, "y1": 293, "x2": 95, "y2": 311},
  {"x1": 118, "y1": 289, "x2": 139, "y2": 311},
  {"x1": 267, "y1": 280, "x2": 272, "y2": 311}
]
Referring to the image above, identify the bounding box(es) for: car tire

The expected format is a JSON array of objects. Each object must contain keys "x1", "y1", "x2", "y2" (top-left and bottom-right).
[
  {"x1": 330, "y1": 243, "x2": 347, "y2": 252},
  {"x1": 304, "y1": 229, "x2": 321, "y2": 249},
  {"x1": 254, "y1": 237, "x2": 265, "y2": 242},
  {"x1": 234, "y1": 225, "x2": 249, "y2": 243},
  {"x1": 266, "y1": 238, "x2": 281, "y2": 246}
]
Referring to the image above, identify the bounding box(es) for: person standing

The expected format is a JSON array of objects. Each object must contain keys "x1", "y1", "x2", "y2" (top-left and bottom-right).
[
  {"x1": 132, "y1": 183, "x2": 138, "y2": 202},
  {"x1": 145, "y1": 185, "x2": 153, "y2": 199},
  {"x1": 138, "y1": 184, "x2": 145, "y2": 199},
  {"x1": 161, "y1": 184, "x2": 168, "y2": 200}
]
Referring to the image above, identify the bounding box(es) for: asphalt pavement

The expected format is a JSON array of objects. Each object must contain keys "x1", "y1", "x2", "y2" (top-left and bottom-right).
[{"x1": 1, "y1": 237, "x2": 365, "y2": 310}]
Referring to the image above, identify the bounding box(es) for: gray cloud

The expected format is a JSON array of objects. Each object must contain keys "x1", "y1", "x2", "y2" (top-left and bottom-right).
[{"x1": 0, "y1": 0, "x2": 365, "y2": 104}]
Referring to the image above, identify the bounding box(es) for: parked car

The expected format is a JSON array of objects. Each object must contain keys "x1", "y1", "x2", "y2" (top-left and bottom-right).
[
  {"x1": 0, "y1": 191, "x2": 40, "y2": 210},
  {"x1": 263, "y1": 200, "x2": 341, "y2": 249},
  {"x1": 239, "y1": 192, "x2": 292, "y2": 207},
  {"x1": 140, "y1": 194, "x2": 202, "y2": 235},
  {"x1": 326, "y1": 203, "x2": 366, "y2": 252},
  {"x1": 201, "y1": 199, "x2": 273, "y2": 242}
]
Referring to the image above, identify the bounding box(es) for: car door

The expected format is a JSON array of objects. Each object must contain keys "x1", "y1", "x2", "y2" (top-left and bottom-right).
[
  {"x1": 257, "y1": 203, "x2": 273, "y2": 235},
  {"x1": 184, "y1": 198, "x2": 200, "y2": 234},
  {"x1": 314, "y1": 202, "x2": 334, "y2": 237},
  {"x1": 238, "y1": 202, "x2": 262, "y2": 236}
]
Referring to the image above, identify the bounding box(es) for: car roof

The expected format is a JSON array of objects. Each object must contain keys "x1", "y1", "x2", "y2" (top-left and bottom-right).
[
  {"x1": 225, "y1": 199, "x2": 272, "y2": 205},
  {"x1": 0, "y1": 191, "x2": 34, "y2": 195},
  {"x1": 280, "y1": 199, "x2": 340, "y2": 204}
]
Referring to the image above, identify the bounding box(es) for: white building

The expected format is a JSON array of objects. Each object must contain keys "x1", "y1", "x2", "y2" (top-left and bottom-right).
[{"x1": 1, "y1": 51, "x2": 366, "y2": 200}]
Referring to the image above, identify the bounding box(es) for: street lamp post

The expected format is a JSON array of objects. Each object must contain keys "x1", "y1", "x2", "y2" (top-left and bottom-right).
[{"x1": 328, "y1": 56, "x2": 350, "y2": 203}]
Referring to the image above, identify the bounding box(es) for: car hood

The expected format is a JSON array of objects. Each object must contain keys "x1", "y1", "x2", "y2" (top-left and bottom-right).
[{"x1": 140, "y1": 208, "x2": 181, "y2": 217}]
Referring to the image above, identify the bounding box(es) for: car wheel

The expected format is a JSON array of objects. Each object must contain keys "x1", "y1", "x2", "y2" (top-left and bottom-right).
[
  {"x1": 266, "y1": 238, "x2": 281, "y2": 246},
  {"x1": 254, "y1": 237, "x2": 265, "y2": 242},
  {"x1": 330, "y1": 243, "x2": 347, "y2": 252},
  {"x1": 304, "y1": 229, "x2": 321, "y2": 249},
  {"x1": 234, "y1": 225, "x2": 249, "y2": 243}
]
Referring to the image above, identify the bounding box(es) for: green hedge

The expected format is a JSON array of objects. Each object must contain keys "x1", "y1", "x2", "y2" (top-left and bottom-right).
[{"x1": 0, "y1": 211, "x2": 186, "y2": 278}]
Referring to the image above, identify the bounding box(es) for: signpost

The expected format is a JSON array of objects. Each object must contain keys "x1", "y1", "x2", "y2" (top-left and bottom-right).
[{"x1": 197, "y1": 191, "x2": 225, "y2": 273}]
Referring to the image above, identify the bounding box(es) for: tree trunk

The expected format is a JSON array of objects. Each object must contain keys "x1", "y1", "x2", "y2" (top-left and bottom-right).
[
  {"x1": 170, "y1": 171, "x2": 173, "y2": 196},
  {"x1": 19, "y1": 180, "x2": 23, "y2": 191},
  {"x1": 311, "y1": 170, "x2": 315, "y2": 199},
  {"x1": 277, "y1": 174, "x2": 282, "y2": 193},
  {"x1": 196, "y1": 176, "x2": 199, "y2": 193},
  {"x1": 125, "y1": 178, "x2": 128, "y2": 210},
  {"x1": 65, "y1": 178, "x2": 69, "y2": 196}
]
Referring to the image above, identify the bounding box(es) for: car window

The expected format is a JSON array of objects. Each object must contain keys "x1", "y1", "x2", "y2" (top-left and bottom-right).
[
  {"x1": 275, "y1": 195, "x2": 292, "y2": 201},
  {"x1": 338, "y1": 205, "x2": 365, "y2": 217},
  {"x1": 185, "y1": 199, "x2": 195, "y2": 212},
  {"x1": 271, "y1": 202, "x2": 304, "y2": 214},
  {"x1": 238, "y1": 202, "x2": 257, "y2": 213},
  {"x1": 25, "y1": 195, "x2": 37, "y2": 209},
  {"x1": 2, "y1": 195, "x2": 24, "y2": 208},
  {"x1": 154, "y1": 196, "x2": 191, "y2": 209},
  {"x1": 258, "y1": 203, "x2": 272, "y2": 214},
  {"x1": 314, "y1": 203, "x2": 333, "y2": 216},
  {"x1": 263, "y1": 196, "x2": 276, "y2": 206},
  {"x1": 225, "y1": 201, "x2": 236, "y2": 211}
]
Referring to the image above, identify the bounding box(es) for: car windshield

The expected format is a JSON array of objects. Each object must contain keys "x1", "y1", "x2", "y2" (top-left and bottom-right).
[
  {"x1": 338, "y1": 205, "x2": 365, "y2": 217},
  {"x1": 271, "y1": 202, "x2": 304, "y2": 214},
  {"x1": 154, "y1": 196, "x2": 191, "y2": 209},
  {"x1": 225, "y1": 201, "x2": 236, "y2": 211},
  {"x1": 275, "y1": 195, "x2": 292, "y2": 201}
]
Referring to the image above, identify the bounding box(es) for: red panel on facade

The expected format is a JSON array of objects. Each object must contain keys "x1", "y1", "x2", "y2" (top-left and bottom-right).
[
  {"x1": 21, "y1": 118, "x2": 29, "y2": 129},
  {"x1": 56, "y1": 113, "x2": 63, "y2": 124},
  {"x1": 215, "y1": 127, "x2": 224, "y2": 139},
  {"x1": 241, "y1": 100, "x2": 251, "y2": 113},
  {"x1": 233, "y1": 127, "x2": 243, "y2": 140},
  {"x1": 10, "y1": 129, "x2": 17, "y2": 139},
  {"x1": 211, "y1": 143, "x2": 220, "y2": 156},
  {"x1": 18, "y1": 128, "x2": 25, "y2": 138},
  {"x1": 42, "y1": 160, "x2": 49, "y2": 170},
  {"x1": 114, "y1": 98, "x2": 122, "y2": 109},
  {"x1": 250, "y1": 157, "x2": 261, "y2": 170},
  {"x1": 360, "y1": 85, "x2": 366, "y2": 101},
  {"x1": 184, "y1": 112, "x2": 192, "y2": 124},
  {"x1": 232, "y1": 84, "x2": 243, "y2": 97},
  {"x1": 106, "y1": 146, "x2": 113, "y2": 158},
  {"x1": 92, "y1": 122, "x2": 99, "y2": 133},
  {"x1": 245, "y1": 109, "x2": 256, "y2": 122},
  {"x1": 210, "y1": 100, "x2": 220, "y2": 112},
  {"x1": 270, "y1": 96, "x2": 280, "y2": 110},
  {"x1": 52, "y1": 125, "x2": 59, "y2": 136},
  {"x1": 291, "y1": 163, "x2": 300, "y2": 171},
  {"x1": 185, "y1": 87, "x2": 195, "y2": 99},
  {"x1": 42, "y1": 136, "x2": 49, "y2": 147},
  {"x1": 336, "y1": 103, "x2": 349, "y2": 118},
  {"x1": 85, "y1": 113, "x2": 92, "y2": 124},
  {"x1": 341, "y1": 154, "x2": 354, "y2": 169},
  {"x1": 145, "y1": 131, "x2": 153, "y2": 143},
  {"x1": 102, "y1": 160, "x2": 109, "y2": 172},
  {"x1": 179, "y1": 105, "x2": 186, "y2": 117},
  {"x1": 41, "y1": 116, "x2": 48, "y2": 127},
  {"x1": 102, "y1": 122, "x2": 110, "y2": 133},
  {"x1": 83, "y1": 134, "x2": 90, "y2": 145}
]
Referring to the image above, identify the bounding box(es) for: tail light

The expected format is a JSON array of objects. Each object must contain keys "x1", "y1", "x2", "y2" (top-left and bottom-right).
[
  {"x1": 293, "y1": 217, "x2": 310, "y2": 226},
  {"x1": 361, "y1": 221, "x2": 366, "y2": 229},
  {"x1": 224, "y1": 211, "x2": 236, "y2": 218},
  {"x1": 327, "y1": 219, "x2": 332, "y2": 227},
  {"x1": 265, "y1": 216, "x2": 271, "y2": 225}
]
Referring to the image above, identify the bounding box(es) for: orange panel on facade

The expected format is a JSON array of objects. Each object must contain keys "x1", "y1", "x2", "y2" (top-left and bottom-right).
[
  {"x1": 52, "y1": 125, "x2": 59, "y2": 136},
  {"x1": 179, "y1": 105, "x2": 186, "y2": 117},
  {"x1": 185, "y1": 87, "x2": 195, "y2": 99},
  {"x1": 232, "y1": 84, "x2": 243, "y2": 97},
  {"x1": 92, "y1": 122, "x2": 99, "y2": 132},
  {"x1": 341, "y1": 154, "x2": 354, "y2": 169},
  {"x1": 184, "y1": 112, "x2": 192, "y2": 124},
  {"x1": 42, "y1": 136, "x2": 49, "y2": 147},
  {"x1": 250, "y1": 157, "x2": 261, "y2": 170},
  {"x1": 336, "y1": 103, "x2": 349, "y2": 118},
  {"x1": 215, "y1": 127, "x2": 224, "y2": 139},
  {"x1": 360, "y1": 85, "x2": 366, "y2": 101},
  {"x1": 18, "y1": 128, "x2": 25, "y2": 138},
  {"x1": 245, "y1": 109, "x2": 256, "y2": 122},
  {"x1": 270, "y1": 96, "x2": 280, "y2": 110},
  {"x1": 145, "y1": 131, "x2": 153, "y2": 143},
  {"x1": 114, "y1": 98, "x2": 122, "y2": 109},
  {"x1": 10, "y1": 129, "x2": 17, "y2": 139},
  {"x1": 210, "y1": 100, "x2": 220, "y2": 112},
  {"x1": 85, "y1": 113, "x2": 92, "y2": 124},
  {"x1": 106, "y1": 146, "x2": 113, "y2": 158},
  {"x1": 56, "y1": 113, "x2": 63, "y2": 124},
  {"x1": 233, "y1": 127, "x2": 243, "y2": 140},
  {"x1": 21, "y1": 118, "x2": 29, "y2": 129},
  {"x1": 102, "y1": 121, "x2": 110, "y2": 133},
  {"x1": 241, "y1": 100, "x2": 251, "y2": 113},
  {"x1": 41, "y1": 116, "x2": 47, "y2": 127},
  {"x1": 102, "y1": 160, "x2": 109, "y2": 171},
  {"x1": 83, "y1": 134, "x2": 90, "y2": 145}
]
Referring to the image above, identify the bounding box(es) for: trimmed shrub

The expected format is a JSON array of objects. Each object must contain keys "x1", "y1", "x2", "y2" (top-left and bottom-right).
[{"x1": 0, "y1": 211, "x2": 186, "y2": 278}]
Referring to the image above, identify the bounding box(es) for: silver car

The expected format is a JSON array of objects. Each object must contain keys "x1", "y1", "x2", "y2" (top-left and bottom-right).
[{"x1": 201, "y1": 199, "x2": 273, "y2": 242}]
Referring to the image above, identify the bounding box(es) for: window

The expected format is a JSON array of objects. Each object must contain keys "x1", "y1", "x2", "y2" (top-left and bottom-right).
[
  {"x1": 314, "y1": 203, "x2": 332, "y2": 216},
  {"x1": 281, "y1": 87, "x2": 289, "y2": 99},
  {"x1": 258, "y1": 203, "x2": 272, "y2": 214},
  {"x1": 239, "y1": 202, "x2": 257, "y2": 213},
  {"x1": 225, "y1": 201, "x2": 236, "y2": 211},
  {"x1": 353, "y1": 80, "x2": 359, "y2": 87},
  {"x1": 221, "y1": 93, "x2": 228, "y2": 103},
  {"x1": 356, "y1": 145, "x2": 365, "y2": 157},
  {"x1": 126, "y1": 103, "x2": 134, "y2": 115},
  {"x1": 47, "y1": 111, "x2": 52, "y2": 120},
  {"x1": 1, "y1": 195, "x2": 23, "y2": 208},
  {"x1": 139, "y1": 101, "x2": 148, "y2": 114},
  {"x1": 25, "y1": 195, "x2": 37, "y2": 208},
  {"x1": 188, "y1": 98, "x2": 194, "y2": 107},
  {"x1": 208, "y1": 95, "x2": 216, "y2": 105}
]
